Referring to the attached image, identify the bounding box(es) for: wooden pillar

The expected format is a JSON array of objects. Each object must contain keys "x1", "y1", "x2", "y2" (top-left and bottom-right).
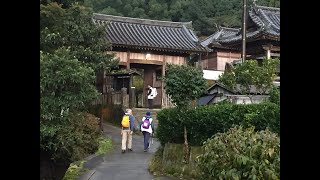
[
  {"x1": 129, "y1": 74, "x2": 135, "y2": 108},
  {"x1": 107, "y1": 88, "x2": 114, "y2": 105},
  {"x1": 126, "y1": 50, "x2": 130, "y2": 70},
  {"x1": 262, "y1": 45, "x2": 272, "y2": 59},
  {"x1": 129, "y1": 87, "x2": 135, "y2": 108},
  {"x1": 266, "y1": 49, "x2": 271, "y2": 59},
  {"x1": 161, "y1": 56, "x2": 166, "y2": 108},
  {"x1": 121, "y1": 87, "x2": 128, "y2": 108},
  {"x1": 100, "y1": 70, "x2": 106, "y2": 132}
]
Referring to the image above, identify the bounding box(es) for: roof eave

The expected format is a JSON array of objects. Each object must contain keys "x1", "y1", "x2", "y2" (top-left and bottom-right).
[{"x1": 112, "y1": 44, "x2": 208, "y2": 54}]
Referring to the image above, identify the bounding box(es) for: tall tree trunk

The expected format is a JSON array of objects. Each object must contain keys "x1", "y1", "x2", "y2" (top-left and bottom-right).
[
  {"x1": 100, "y1": 94, "x2": 104, "y2": 132},
  {"x1": 249, "y1": 95, "x2": 253, "y2": 104},
  {"x1": 184, "y1": 125, "x2": 189, "y2": 163},
  {"x1": 100, "y1": 71, "x2": 105, "y2": 132}
]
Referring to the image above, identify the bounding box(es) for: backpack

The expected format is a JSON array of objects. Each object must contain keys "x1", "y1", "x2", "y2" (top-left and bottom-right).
[
  {"x1": 153, "y1": 88, "x2": 158, "y2": 97},
  {"x1": 142, "y1": 117, "x2": 151, "y2": 129},
  {"x1": 121, "y1": 115, "x2": 130, "y2": 128}
]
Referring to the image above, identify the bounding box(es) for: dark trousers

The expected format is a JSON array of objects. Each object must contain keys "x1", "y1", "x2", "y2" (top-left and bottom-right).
[
  {"x1": 142, "y1": 131, "x2": 151, "y2": 150},
  {"x1": 148, "y1": 99, "x2": 153, "y2": 109}
]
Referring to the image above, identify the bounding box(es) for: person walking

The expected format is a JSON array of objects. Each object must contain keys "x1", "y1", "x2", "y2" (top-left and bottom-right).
[
  {"x1": 140, "y1": 111, "x2": 155, "y2": 152},
  {"x1": 121, "y1": 109, "x2": 135, "y2": 153}
]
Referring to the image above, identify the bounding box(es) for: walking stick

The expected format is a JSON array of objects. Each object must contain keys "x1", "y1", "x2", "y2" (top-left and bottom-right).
[
  {"x1": 151, "y1": 133, "x2": 153, "y2": 145},
  {"x1": 148, "y1": 133, "x2": 153, "y2": 149}
]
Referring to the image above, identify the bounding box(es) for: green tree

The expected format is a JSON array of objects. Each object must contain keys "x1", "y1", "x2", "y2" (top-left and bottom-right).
[
  {"x1": 41, "y1": 0, "x2": 85, "y2": 8},
  {"x1": 40, "y1": 2, "x2": 118, "y2": 72},
  {"x1": 40, "y1": 2, "x2": 117, "y2": 170},
  {"x1": 218, "y1": 59, "x2": 280, "y2": 102},
  {"x1": 269, "y1": 86, "x2": 280, "y2": 105},
  {"x1": 40, "y1": 48, "x2": 100, "y2": 160},
  {"x1": 163, "y1": 64, "x2": 207, "y2": 162},
  {"x1": 256, "y1": 59, "x2": 280, "y2": 95}
]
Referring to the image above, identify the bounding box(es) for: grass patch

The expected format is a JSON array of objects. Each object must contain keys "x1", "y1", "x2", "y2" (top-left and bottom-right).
[
  {"x1": 149, "y1": 146, "x2": 164, "y2": 176},
  {"x1": 96, "y1": 136, "x2": 113, "y2": 155},
  {"x1": 62, "y1": 160, "x2": 87, "y2": 180},
  {"x1": 149, "y1": 144, "x2": 202, "y2": 179},
  {"x1": 63, "y1": 136, "x2": 113, "y2": 180}
]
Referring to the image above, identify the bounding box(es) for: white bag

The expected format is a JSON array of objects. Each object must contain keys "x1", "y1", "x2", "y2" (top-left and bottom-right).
[{"x1": 153, "y1": 88, "x2": 158, "y2": 97}]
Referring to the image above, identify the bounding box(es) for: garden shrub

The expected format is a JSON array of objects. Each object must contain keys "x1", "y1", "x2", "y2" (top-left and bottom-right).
[
  {"x1": 156, "y1": 108, "x2": 184, "y2": 145},
  {"x1": 52, "y1": 112, "x2": 101, "y2": 162},
  {"x1": 269, "y1": 86, "x2": 280, "y2": 105},
  {"x1": 156, "y1": 102, "x2": 279, "y2": 146},
  {"x1": 197, "y1": 126, "x2": 280, "y2": 180}
]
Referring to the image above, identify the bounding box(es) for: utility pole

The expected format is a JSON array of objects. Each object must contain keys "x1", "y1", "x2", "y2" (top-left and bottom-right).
[{"x1": 241, "y1": 0, "x2": 247, "y2": 62}]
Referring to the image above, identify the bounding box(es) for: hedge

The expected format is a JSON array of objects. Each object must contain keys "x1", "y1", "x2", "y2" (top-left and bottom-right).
[
  {"x1": 197, "y1": 126, "x2": 280, "y2": 179},
  {"x1": 156, "y1": 102, "x2": 279, "y2": 146}
]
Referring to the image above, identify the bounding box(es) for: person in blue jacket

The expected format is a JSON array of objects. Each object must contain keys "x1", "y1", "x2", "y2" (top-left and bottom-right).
[
  {"x1": 140, "y1": 111, "x2": 155, "y2": 152},
  {"x1": 121, "y1": 109, "x2": 135, "y2": 153}
]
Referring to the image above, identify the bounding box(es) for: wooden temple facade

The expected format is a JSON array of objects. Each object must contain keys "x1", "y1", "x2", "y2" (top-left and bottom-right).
[
  {"x1": 200, "y1": 4, "x2": 280, "y2": 71},
  {"x1": 93, "y1": 14, "x2": 208, "y2": 108}
]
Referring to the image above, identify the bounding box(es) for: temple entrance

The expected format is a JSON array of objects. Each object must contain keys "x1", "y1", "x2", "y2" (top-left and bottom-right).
[{"x1": 131, "y1": 63, "x2": 163, "y2": 109}]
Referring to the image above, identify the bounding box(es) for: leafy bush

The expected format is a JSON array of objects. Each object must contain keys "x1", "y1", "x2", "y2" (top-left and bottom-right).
[
  {"x1": 197, "y1": 126, "x2": 280, "y2": 180},
  {"x1": 156, "y1": 103, "x2": 279, "y2": 146},
  {"x1": 49, "y1": 113, "x2": 101, "y2": 162},
  {"x1": 156, "y1": 108, "x2": 185, "y2": 145},
  {"x1": 269, "y1": 86, "x2": 280, "y2": 105}
]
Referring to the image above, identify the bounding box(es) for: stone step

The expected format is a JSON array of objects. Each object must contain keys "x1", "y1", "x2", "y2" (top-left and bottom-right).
[{"x1": 132, "y1": 108, "x2": 161, "y2": 128}]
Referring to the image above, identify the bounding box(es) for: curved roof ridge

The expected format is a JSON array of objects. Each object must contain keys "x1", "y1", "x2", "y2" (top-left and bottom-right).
[
  {"x1": 256, "y1": 5, "x2": 280, "y2": 12},
  {"x1": 220, "y1": 26, "x2": 240, "y2": 32},
  {"x1": 93, "y1": 13, "x2": 193, "y2": 28},
  {"x1": 182, "y1": 25, "x2": 199, "y2": 42}
]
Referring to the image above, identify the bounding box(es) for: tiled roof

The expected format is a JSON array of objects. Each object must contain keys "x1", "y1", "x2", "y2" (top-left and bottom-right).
[
  {"x1": 207, "y1": 82, "x2": 236, "y2": 94},
  {"x1": 93, "y1": 13, "x2": 209, "y2": 53},
  {"x1": 197, "y1": 94, "x2": 216, "y2": 105},
  {"x1": 201, "y1": 27, "x2": 240, "y2": 47},
  {"x1": 251, "y1": 5, "x2": 280, "y2": 35},
  {"x1": 201, "y1": 5, "x2": 280, "y2": 47}
]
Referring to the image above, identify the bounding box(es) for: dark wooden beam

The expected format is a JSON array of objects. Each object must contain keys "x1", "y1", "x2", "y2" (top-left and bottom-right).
[{"x1": 130, "y1": 59, "x2": 163, "y2": 65}]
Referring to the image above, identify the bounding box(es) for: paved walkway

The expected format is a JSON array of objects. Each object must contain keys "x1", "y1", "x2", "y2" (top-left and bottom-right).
[{"x1": 79, "y1": 123, "x2": 177, "y2": 180}]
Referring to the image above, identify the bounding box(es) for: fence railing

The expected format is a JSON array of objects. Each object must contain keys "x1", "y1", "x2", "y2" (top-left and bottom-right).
[
  {"x1": 92, "y1": 88, "x2": 129, "y2": 108},
  {"x1": 162, "y1": 90, "x2": 176, "y2": 108},
  {"x1": 92, "y1": 88, "x2": 175, "y2": 109}
]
